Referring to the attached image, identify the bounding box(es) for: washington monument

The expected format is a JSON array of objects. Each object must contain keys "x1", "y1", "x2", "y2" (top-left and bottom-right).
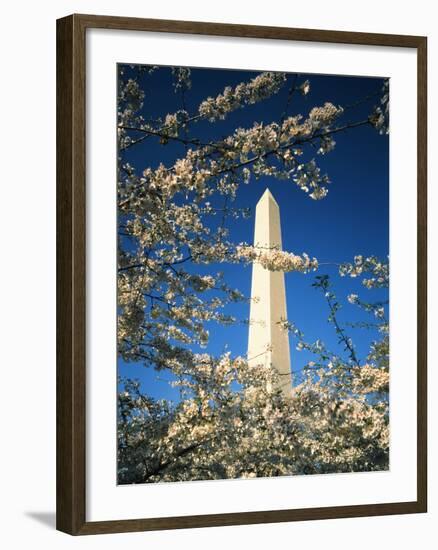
[{"x1": 247, "y1": 188, "x2": 292, "y2": 397}]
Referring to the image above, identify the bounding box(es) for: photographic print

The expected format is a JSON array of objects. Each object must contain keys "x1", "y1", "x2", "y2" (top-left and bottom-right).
[{"x1": 117, "y1": 64, "x2": 390, "y2": 485}]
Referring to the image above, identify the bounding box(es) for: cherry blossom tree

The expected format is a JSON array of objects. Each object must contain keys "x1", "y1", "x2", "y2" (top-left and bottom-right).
[{"x1": 117, "y1": 66, "x2": 389, "y2": 484}]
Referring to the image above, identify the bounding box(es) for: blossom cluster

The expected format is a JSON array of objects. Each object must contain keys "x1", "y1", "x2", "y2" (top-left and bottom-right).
[
  {"x1": 309, "y1": 102, "x2": 343, "y2": 128},
  {"x1": 117, "y1": 78, "x2": 146, "y2": 147},
  {"x1": 339, "y1": 255, "x2": 389, "y2": 288},
  {"x1": 199, "y1": 72, "x2": 286, "y2": 121},
  {"x1": 128, "y1": 71, "x2": 288, "y2": 145},
  {"x1": 172, "y1": 67, "x2": 192, "y2": 93},
  {"x1": 350, "y1": 364, "x2": 389, "y2": 395},
  {"x1": 119, "y1": 105, "x2": 343, "y2": 215},
  {"x1": 293, "y1": 159, "x2": 330, "y2": 200},
  {"x1": 369, "y1": 79, "x2": 389, "y2": 135},
  {"x1": 118, "y1": 342, "x2": 389, "y2": 484},
  {"x1": 236, "y1": 245, "x2": 318, "y2": 273}
]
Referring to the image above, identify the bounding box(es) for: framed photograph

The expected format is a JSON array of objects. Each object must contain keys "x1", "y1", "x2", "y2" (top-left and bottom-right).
[{"x1": 56, "y1": 14, "x2": 427, "y2": 535}]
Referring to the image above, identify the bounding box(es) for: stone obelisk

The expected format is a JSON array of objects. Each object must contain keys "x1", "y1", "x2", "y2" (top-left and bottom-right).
[{"x1": 247, "y1": 188, "x2": 292, "y2": 397}]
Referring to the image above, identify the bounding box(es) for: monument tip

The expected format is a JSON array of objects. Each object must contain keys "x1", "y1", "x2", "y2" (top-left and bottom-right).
[{"x1": 258, "y1": 187, "x2": 279, "y2": 207}]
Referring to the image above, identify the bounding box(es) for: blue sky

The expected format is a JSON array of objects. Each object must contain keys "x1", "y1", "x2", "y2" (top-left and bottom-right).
[{"x1": 118, "y1": 65, "x2": 389, "y2": 401}]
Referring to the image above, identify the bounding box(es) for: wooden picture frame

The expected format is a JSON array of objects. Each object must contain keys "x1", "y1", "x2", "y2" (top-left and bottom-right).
[{"x1": 56, "y1": 13, "x2": 427, "y2": 535}]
